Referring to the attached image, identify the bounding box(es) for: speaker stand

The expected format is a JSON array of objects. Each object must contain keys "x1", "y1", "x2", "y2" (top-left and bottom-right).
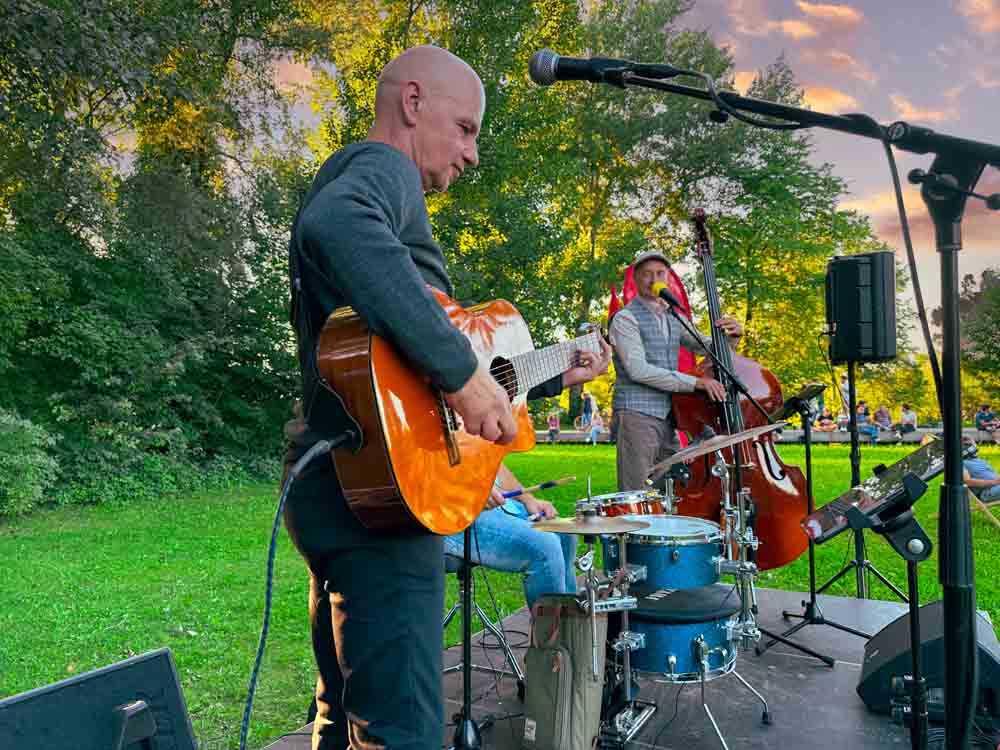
[
  {"x1": 756, "y1": 398, "x2": 865, "y2": 664},
  {"x1": 844, "y1": 473, "x2": 933, "y2": 750},
  {"x1": 814, "y1": 361, "x2": 906, "y2": 605}
]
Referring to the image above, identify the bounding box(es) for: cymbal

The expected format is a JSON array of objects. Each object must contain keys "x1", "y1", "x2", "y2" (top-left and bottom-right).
[
  {"x1": 647, "y1": 422, "x2": 786, "y2": 480},
  {"x1": 533, "y1": 515, "x2": 650, "y2": 535}
]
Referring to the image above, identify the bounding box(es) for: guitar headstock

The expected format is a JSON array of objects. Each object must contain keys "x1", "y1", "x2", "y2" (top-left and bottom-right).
[{"x1": 691, "y1": 208, "x2": 713, "y2": 260}]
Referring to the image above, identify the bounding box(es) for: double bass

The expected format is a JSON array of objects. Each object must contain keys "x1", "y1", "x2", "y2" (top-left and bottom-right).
[{"x1": 671, "y1": 210, "x2": 809, "y2": 570}]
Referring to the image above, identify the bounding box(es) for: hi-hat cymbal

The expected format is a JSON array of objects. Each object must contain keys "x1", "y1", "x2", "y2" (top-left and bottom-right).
[
  {"x1": 533, "y1": 515, "x2": 650, "y2": 535},
  {"x1": 647, "y1": 422, "x2": 786, "y2": 480}
]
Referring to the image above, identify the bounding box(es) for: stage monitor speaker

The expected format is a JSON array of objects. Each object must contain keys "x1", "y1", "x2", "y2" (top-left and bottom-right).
[
  {"x1": 825, "y1": 251, "x2": 897, "y2": 364},
  {"x1": 0, "y1": 648, "x2": 197, "y2": 750},
  {"x1": 857, "y1": 600, "x2": 1000, "y2": 725}
]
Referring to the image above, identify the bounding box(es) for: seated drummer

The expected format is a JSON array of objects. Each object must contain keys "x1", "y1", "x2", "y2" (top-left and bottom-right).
[
  {"x1": 444, "y1": 463, "x2": 578, "y2": 608},
  {"x1": 609, "y1": 250, "x2": 743, "y2": 490}
]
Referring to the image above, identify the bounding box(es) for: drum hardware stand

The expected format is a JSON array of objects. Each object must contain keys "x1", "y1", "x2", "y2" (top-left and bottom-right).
[
  {"x1": 586, "y1": 530, "x2": 656, "y2": 748},
  {"x1": 846, "y1": 472, "x2": 933, "y2": 750},
  {"x1": 815, "y1": 361, "x2": 908, "y2": 604},
  {"x1": 756, "y1": 394, "x2": 865, "y2": 664},
  {"x1": 447, "y1": 527, "x2": 490, "y2": 750}
]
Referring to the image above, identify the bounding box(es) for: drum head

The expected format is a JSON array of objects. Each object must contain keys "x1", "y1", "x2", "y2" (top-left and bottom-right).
[
  {"x1": 621, "y1": 515, "x2": 722, "y2": 545},
  {"x1": 631, "y1": 584, "x2": 742, "y2": 624}
]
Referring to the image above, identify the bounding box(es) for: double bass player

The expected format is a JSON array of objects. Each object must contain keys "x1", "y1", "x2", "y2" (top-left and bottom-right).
[{"x1": 609, "y1": 249, "x2": 744, "y2": 491}]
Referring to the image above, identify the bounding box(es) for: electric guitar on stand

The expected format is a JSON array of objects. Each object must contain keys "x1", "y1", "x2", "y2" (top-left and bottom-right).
[{"x1": 316, "y1": 287, "x2": 603, "y2": 535}]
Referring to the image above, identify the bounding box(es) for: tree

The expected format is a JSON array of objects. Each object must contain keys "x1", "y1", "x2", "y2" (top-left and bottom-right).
[{"x1": 692, "y1": 58, "x2": 898, "y2": 392}]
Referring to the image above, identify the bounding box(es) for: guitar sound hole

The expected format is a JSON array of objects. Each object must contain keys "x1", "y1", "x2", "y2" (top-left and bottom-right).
[{"x1": 490, "y1": 356, "x2": 518, "y2": 401}]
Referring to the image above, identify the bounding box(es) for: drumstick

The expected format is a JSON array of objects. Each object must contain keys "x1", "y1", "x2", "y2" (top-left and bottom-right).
[{"x1": 501, "y1": 475, "x2": 576, "y2": 500}]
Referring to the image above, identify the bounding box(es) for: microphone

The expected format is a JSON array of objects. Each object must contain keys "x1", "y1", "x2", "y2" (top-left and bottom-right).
[
  {"x1": 529, "y1": 48, "x2": 682, "y2": 86},
  {"x1": 651, "y1": 281, "x2": 683, "y2": 309}
]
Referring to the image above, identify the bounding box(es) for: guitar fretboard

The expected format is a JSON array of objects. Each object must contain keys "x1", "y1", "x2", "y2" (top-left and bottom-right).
[{"x1": 507, "y1": 331, "x2": 603, "y2": 396}]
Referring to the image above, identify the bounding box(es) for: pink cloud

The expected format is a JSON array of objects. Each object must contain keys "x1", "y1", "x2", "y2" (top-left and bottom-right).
[
  {"x1": 889, "y1": 94, "x2": 956, "y2": 123},
  {"x1": 957, "y1": 0, "x2": 1000, "y2": 33},
  {"x1": 795, "y1": 1, "x2": 864, "y2": 26},
  {"x1": 803, "y1": 85, "x2": 859, "y2": 112},
  {"x1": 727, "y1": 0, "x2": 818, "y2": 39},
  {"x1": 802, "y1": 49, "x2": 877, "y2": 83},
  {"x1": 873, "y1": 170, "x2": 1000, "y2": 250},
  {"x1": 973, "y1": 67, "x2": 1000, "y2": 88},
  {"x1": 769, "y1": 19, "x2": 820, "y2": 38},
  {"x1": 734, "y1": 70, "x2": 756, "y2": 92}
]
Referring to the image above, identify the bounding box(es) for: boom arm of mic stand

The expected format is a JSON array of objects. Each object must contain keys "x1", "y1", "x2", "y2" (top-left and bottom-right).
[{"x1": 666, "y1": 306, "x2": 773, "y2": 424}]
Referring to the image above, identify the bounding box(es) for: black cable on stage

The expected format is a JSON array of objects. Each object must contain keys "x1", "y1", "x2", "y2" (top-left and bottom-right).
[{"x1": 238, "y1": 436, "x2": 349, "y2": 750}]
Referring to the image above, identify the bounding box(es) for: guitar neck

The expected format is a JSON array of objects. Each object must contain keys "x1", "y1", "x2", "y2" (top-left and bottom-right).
[{"x1": 508, "y1": 332, "x2": 602, "y2": 396}]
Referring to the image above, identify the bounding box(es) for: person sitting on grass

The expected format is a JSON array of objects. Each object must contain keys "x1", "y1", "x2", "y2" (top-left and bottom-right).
[{"x1": 963, "y1": 437, "x2": 1000, "y2": 503}]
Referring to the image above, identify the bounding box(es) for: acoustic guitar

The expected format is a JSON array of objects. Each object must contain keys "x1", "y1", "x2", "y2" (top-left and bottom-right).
[{"x1": 316, "y1": 287, "x2": 603, "y2": 535}]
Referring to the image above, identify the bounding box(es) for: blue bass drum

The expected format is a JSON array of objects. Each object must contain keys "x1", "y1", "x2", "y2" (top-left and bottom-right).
[
  {"x1": 603, "y1": 515, "x2": 723, "y2": 590},
  {"x1": 627, "y1": 584, "x2": 741, "y2": 682}
]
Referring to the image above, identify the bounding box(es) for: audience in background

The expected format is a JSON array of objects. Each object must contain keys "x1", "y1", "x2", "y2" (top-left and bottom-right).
[
  {"x1": 874, "y1": 403, "x2": 892, "y2": 431},
  {"x1": 856, "y1": 402, "x2": 879, "y2": 444},
  {"x1": 963, "y1": 437, "x2": 1000, "y2": 502},
  {"x1": 546, "y1": 410, "x2": 560, "y2": 444},
  {"x1": 976, "y1": 404, "x2": 999, "y2": 442},
  {"x1": 895, "y1": 404, "x2": 918, "y2": 438},
  {"x1": 815, "y1": 407, "x2": 837, "y2": 432},
  {"x1": 588, "y1": 411, "x2": 605, "y2": 445}
]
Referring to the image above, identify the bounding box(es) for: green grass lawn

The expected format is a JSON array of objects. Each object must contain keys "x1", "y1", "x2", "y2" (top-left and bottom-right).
[{"x1": 1, "y1": 443, "x2": 998, "y2": 748}]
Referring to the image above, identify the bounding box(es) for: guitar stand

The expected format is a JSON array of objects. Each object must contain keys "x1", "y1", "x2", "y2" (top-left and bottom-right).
[{"x1": 756, "y1": 398, "x2": 867, "y2": 664}]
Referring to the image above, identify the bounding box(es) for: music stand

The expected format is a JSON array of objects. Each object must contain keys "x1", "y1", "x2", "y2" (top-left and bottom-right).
[{"x1": 756, "y1": 386, "x2": 868, "y2": 664}]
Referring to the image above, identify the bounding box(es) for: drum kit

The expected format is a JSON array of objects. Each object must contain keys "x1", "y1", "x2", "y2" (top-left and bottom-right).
[{"x1": 535, "y1": 424, "x2": 783, "y2": 749}]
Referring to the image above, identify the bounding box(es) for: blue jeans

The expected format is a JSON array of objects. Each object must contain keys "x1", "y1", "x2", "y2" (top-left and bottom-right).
[
  {"x1": 981, "y1": 485, "x2": 1000, "y2": 502},
  {"x1": 444, "y1": 500, "x2": 578, "y2": 608},
  {"x1": 858, "y1": 424, "x2": 879, "y2": 443}
]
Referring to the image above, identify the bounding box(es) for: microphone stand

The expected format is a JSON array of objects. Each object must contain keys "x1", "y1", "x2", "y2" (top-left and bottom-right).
[
  {"x1": 813, "y1": 362, "x2": 907, "y2": 605},
  {"x1": 603, "y1": 72, "x2": 999, "y2": 749},
  {"x1": 755, "y1": 394, "x2": 866, "y2": 666}
]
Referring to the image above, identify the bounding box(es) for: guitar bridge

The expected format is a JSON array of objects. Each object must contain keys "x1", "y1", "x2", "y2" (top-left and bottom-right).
[{"x1": 437, "y1": 394, "x2": 461, "y2": 467}]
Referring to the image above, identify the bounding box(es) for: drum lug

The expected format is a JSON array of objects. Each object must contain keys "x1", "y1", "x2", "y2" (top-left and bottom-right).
[
  {"x1": 667, "y1": 654, "x2": 677, "y2": 676},
  {"x1": 613, "y1": 630, "x2": 646, "y2": 653},
  {"x1": 670, "y1": 548, "x2": 681, "y2": 562},
  {"x1": 575, "y1": 549, "x2": 595, "y2": 573},
  {"x1": 624, "y1": 563, "x2": 647, "y2": 584}
]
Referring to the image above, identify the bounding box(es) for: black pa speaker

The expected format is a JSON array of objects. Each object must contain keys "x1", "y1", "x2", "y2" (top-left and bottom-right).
[
  {"x1": 825, "y1": 251, "x2": 897, "y2": 364},
  {"x1": 0, "y1": 648, "x2": 197, "y2": 749},
  {"x1": 857, "y1": 600, "x2": 1000, "y2": 725}
]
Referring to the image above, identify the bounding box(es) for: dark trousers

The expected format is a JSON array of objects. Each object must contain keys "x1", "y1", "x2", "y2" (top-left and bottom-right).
[{"x1": 284, "y1": 454, "x2": 444, "y2": 749}]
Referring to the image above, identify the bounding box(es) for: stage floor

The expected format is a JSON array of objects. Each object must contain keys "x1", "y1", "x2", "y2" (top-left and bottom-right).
[{"x1": 267, "y1": 587, "x2": 914, "y2": 749}]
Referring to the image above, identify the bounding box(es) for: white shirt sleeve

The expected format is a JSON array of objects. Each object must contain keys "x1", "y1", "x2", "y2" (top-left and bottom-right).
[{"x1": 610, "y1": 309, "x2": 699, "y2": 393}]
